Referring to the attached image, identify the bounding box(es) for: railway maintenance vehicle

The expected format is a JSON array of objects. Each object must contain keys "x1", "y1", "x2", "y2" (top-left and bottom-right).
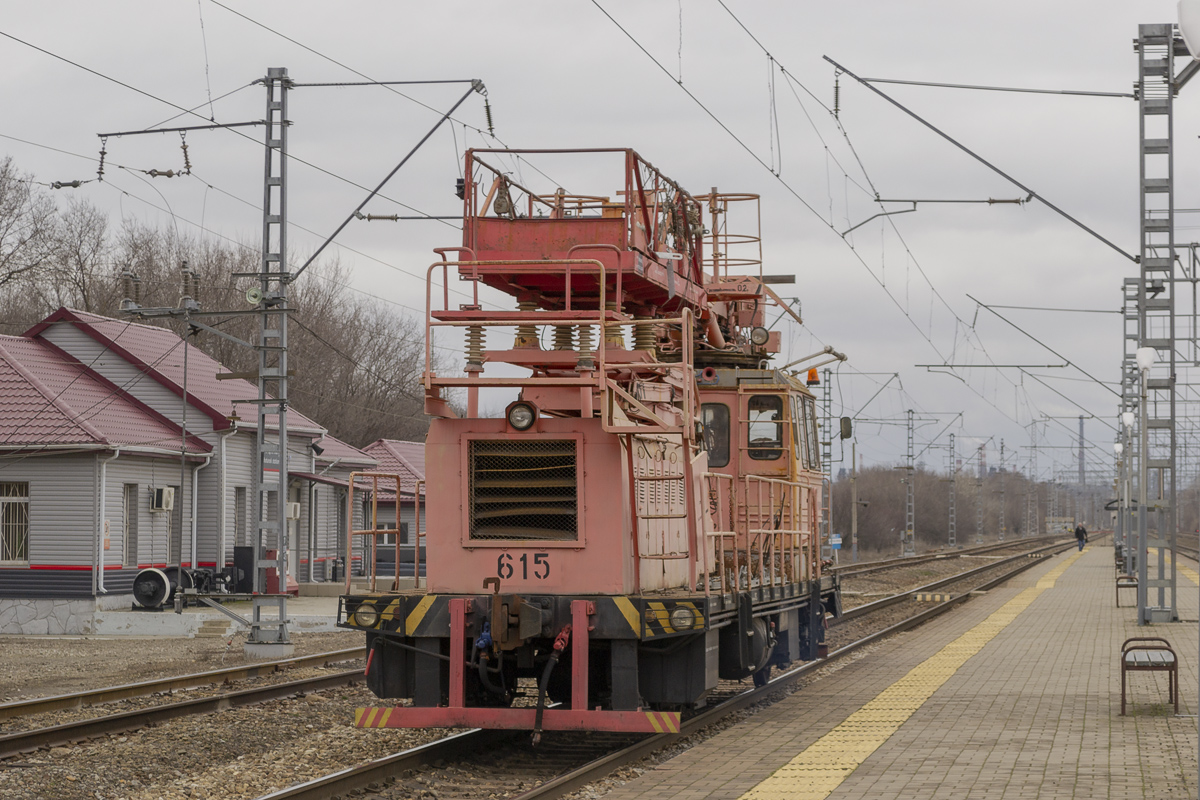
[{"x1": 339, "y1": 147, "x2": 843, "y2": 738}]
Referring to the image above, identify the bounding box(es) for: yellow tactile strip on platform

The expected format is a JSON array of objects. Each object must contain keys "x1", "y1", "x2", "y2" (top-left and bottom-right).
[
  {"x1": 1178, "y1": 562, "x2": 1199, "y2": 585},
  {"x1": 737, "y1": 550, "x2": 1086, "y2": 800}
]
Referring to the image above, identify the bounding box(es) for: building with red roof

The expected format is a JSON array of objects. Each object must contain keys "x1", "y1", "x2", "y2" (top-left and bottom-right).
[
  {"x1": 0, "y1": 308, "x2": 378, "y2": 634},
  {"x1": 360, "y1": 439, "x2": 427, "y2": 567}
]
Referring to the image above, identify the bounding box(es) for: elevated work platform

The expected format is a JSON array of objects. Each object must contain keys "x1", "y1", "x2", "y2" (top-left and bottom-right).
[{"x1": 603, "y1": 545, "x2": 1198, "y2": 799}]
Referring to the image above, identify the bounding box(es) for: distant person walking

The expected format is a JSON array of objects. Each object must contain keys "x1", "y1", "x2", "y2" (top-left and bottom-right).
[{"x1": 1075, "y1": 524, "x2": 1087, "y2": 551}]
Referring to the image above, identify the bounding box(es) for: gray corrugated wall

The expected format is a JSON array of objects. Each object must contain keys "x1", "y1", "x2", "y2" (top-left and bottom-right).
[
  {"x1": 0, "y1": 453, "x2": 95, "y2": 569},
  {"x1": 103, "y1": 455, "x2": 177, "y2": 569},
  {"x1": 224, "y1": 433, "x2": 255, "y2": 562},
  {"x1": 0, "y1": 452, "x2": 175, "y2": 598}
]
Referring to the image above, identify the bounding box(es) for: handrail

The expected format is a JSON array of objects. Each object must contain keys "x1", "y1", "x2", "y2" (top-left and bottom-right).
[
  {"x1": 414, "y1": 479, "x2": 424, "y2": 590},
  {"x1": 424, "y1": 258, "x2": 606, "y2": 394},
  {"x1": 345, "y1": 472, "x2": 405, "y2": 595},
  {"x1": 462, "y1": 148, "x2": 703, "y2": 269},
  {"x1": 701, "y1": 472, "x2": 737, "y2": 595}
]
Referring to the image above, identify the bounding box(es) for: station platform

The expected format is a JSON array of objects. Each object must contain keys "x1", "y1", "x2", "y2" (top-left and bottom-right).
[{"x1": 605, "y1": 544, "x2": 1198, "y2": 799}]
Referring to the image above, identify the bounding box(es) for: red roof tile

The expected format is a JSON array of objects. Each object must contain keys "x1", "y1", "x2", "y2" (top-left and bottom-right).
[
  {"x1": 27, "y1": 309, "x2": 324, "y2": 434},
  {"x1": 313, "y1": 434, "x2": 377, "y2": 468},
  {"x1": 0, "y1": 335, "x2": 208, "y2": 453},
  {"x1": 363, "y1": 439, "x2": 425, "y2": 492}
]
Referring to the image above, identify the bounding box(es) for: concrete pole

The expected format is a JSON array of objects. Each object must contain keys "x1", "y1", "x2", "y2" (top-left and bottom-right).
[{"x1": 850, "y1": 441, "x2": 858, "y2": 563}]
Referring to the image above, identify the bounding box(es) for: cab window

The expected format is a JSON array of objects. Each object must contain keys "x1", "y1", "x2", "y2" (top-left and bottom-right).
[
  {"x1": 700, "y1": 403, "x2": 730, "y2": 468},
  {"x1": 747, "y1": 395, "x2": 783, "y2": 460},
  {"x1": 792, "y1": 396, "x2": 809, "y2": 468},
  {"x1": 802, "y1": 396, "x2": 820, "y2": 468}
]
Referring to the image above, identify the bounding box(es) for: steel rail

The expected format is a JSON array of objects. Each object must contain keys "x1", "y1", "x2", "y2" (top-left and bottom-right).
[
  {"x1": 834, "y1": 538, "x2": 1074, "y2": 624},
  {"x1": 0, "y1": 647, "x2": 364, "y2": 721},
  {"x1": 830, "y1": 537, "x2": 1058, "y2": 578},
  {"x1": 0, "y1": 669, "x2": 364, "y2": 759},
  {"x1": 253, "y1": 540, "x2": 1077, "y2": 800},
  {"x1": 509, "y1": 539, "x2": 1078, "y2": 800}
]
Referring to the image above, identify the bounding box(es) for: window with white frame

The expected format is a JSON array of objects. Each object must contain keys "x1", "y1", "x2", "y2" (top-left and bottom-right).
[{"x1": 1, "y1": 482, "x2": 29, "y2": 565}]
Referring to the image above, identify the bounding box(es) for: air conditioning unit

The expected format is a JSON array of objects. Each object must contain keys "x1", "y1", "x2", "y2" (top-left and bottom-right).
[
  {"x1": 150, "y1": 487, "x2": 175, "y2": 512},
  {"x1": 286, "y1": 502, "x2": 301, "y2": 520}
]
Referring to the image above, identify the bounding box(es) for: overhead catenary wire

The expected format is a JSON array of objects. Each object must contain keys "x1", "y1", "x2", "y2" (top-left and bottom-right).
[
  {"x1": 0, "y1": 127, "x2": 480, "y2": 329},
  {"x1": 825, "y1": 56, "x2": 1137, "y2": 264},
  {"x1": 204, "y1": 0, "x2": 562, "y2": 188},
  {"x1": 0, "y1": 27, "x2": 462, "y2": 229},
  {"x1": 591, "y1": 1, "x2": 1053, "y2": 438},
  {"x1": 707, "y1": 3, "x2": 1111, "y2": 445},
  {"x1": 291, "y1": 81, "x2": 482, "y2": 282}
]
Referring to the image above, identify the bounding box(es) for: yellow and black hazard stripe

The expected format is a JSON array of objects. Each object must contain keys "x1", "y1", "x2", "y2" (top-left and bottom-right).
[
  {"x1": 341, "y1": 593, "x2": 706, "y2": 640},
  {"x1": 344, "y1": 596, "x2": 405, "y2": 631},
  {"x1": 642, "y1": 600, "x2": 705, "y2": 638}
]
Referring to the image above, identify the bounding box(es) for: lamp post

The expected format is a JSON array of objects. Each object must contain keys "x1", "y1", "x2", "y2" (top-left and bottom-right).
[
  {"x1": 1135, "y1": 347, "x2": 1156, "y2": 625},
  {"x1": 1120, "y1": 410, "x2": 1136, "y2": 575}
]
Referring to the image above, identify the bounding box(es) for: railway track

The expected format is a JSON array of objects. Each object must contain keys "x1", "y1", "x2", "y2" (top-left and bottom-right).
[
  {"x1": 0, "y1": 649, "x2": 364, "y2": 759},
  {"x1": 252, "y1": 537, "x2": 1079, "y2": 800},
  {"x1": 834, "y1": 537, "x2": 1075, "y2": 625},
  {"x1": 0, "y1": 647, "x2": 364, "y2": 722},
  {"x1": 829, "y1": 537, "x2": 1063, "y2": 579},
  {"x1": 0, "y1": 669, "x2": 366, "y2": 760}
]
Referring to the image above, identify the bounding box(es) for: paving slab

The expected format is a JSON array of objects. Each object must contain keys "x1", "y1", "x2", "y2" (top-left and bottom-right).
[{"x1": 603, "y1": 544, "x2": 1199, "y2": 800}]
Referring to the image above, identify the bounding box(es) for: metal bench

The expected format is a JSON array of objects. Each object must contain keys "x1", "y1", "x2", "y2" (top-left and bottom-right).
[
  {"x1": 1115, "y1": 575, "x2": 1138, "y2": 607},
  {"x1": 1120, "y1": 637, "x2": 1178, "y2": 716}
]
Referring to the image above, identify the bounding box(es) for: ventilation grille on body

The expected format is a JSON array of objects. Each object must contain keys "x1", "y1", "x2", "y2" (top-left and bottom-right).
[{"x1": 469, "y1": 439, "x2": 578, "y2": 540}]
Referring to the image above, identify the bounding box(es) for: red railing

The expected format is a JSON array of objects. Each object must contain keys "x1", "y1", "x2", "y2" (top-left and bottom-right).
[
  {"x1": 702, "y1": 472, "x2": 815, "y2": 595},
  {"x1": 345, "y1": 472, "x2": 423, "y2": 594}
]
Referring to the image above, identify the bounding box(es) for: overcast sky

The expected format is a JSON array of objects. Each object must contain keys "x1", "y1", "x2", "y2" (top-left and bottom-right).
[{"x1": 1, "y1": 1, "x2": 1194, "y2": 482}]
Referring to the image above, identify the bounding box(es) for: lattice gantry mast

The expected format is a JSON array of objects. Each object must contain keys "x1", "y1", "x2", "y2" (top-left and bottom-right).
[
  {"x1": 821, "y1": 368, "x2": 834, "y2": 559},
  {"x1": 248, "y1": 67, "x2": 294, "y2": 651},
  {"x1": 1134, "y1": 24, "x2": 1183, "y2": 623}
]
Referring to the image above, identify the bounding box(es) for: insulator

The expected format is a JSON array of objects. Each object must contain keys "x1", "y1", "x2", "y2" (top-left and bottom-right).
[
  {"x1": 51, "y1": 180, "x2": 82, "y2": 190},
  {"x1": 834, "y1": 74, "x2": 840, "y2": 119},
  {"x1": 97, "y1": 137, "x2": 107, "y2": 183},
  {"x1": 494, "y1": 186, "x2": 512, "y2": 217},
  {"x1": 553, "y1": 324, "x2": 575, "y2": 351},
  {"x1": 180, "y1": 132, "x2": 192, "y2": 175},
  {"x1": 514, "y1": 299, "x2": 541, "y2": 349},
  {"x1": 575, "y1": 324, "x2": 595, "y2": 370},
  {"x1": 686, "y1": 205, "x2": 703, "y2": 237},
  {"x1": 464, "y1": 325, "x2": 486, "y2": 370},
  {"x1": 120, "y1": 271, "x2": 137, "y2": 310},
  {"x1": 484, "y1": 98, "x2": 495, "y2": 137},
  {"x1": 147, "y1": 169, "x2": 177, "y2": 178},
  {"x1": 633, "y1": 319, "x2": 657, "y2": 352},
  {"x1": 604, "y1": 302, "x2": 625, "y2": 348}
]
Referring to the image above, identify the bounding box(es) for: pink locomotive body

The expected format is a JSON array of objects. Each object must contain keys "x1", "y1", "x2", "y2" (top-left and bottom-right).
[{"x1": 340, "y1": 148, "x2": 841, "y2": 736}]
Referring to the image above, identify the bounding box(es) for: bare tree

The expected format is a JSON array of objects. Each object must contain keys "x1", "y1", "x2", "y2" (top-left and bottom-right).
[
  {"x1": 0, "y1": 158, "x2": 57, "y2": 324},
  {"x1": 43, "y1": 198, "x2": 112, "y2": 313},
  {"x1": 0, "y1": 155, "x2": 447, "y2": 448}
]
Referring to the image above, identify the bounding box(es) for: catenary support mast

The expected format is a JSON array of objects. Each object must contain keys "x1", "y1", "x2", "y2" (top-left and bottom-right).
[{"x1": 248, "y1": 67, "x2": 294, "y2": 653}]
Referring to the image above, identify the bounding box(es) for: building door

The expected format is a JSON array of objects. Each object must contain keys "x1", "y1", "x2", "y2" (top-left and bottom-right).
[{"x1": 288, "y1": 485, "x2": 300, "y2": 579}]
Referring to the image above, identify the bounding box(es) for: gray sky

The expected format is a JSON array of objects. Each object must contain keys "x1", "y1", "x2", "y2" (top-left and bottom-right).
[{"x1": 1, "y1": 0, "x2": 1193, "y2": 483}]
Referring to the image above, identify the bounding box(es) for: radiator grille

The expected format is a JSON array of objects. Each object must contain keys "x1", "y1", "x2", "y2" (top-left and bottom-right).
[{"x1": 469, "y1": 439, "x2": 579, "y2": 540}]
